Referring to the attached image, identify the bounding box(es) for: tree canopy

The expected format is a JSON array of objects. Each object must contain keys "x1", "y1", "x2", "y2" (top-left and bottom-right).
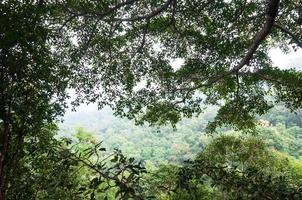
[{"x1": 54, "y1": 0, "x2": 302, "y2": 131}]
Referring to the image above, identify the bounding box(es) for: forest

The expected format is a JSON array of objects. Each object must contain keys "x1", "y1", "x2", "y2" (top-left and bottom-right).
[{"x1": 1, "y1": 0, "x2": 302, "y2": 199}]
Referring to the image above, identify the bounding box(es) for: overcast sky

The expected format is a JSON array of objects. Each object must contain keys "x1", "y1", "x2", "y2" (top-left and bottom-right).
[{"x1": 269, "y1": 48, "x2": 302, "y2": 70}]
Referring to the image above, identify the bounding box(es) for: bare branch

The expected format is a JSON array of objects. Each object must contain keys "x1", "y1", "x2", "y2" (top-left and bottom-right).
[
  {"x1": 136, "y1": 20, "x2": 150, "y2": 54},
  {"x1": 61, "y1": 0, "x2": 173, "y2": 32},
  {"x1": 238, "y1": 71, "x2": 283, "y2": 84}
]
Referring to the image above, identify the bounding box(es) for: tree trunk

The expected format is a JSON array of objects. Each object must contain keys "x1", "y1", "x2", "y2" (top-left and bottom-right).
[{"x1": 0, "y1": 121, "x2": 11, "y2": 200}]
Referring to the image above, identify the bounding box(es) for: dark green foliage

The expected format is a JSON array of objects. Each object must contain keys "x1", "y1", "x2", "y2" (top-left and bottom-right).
[
  {"x1": 69, "y1": 142, "x2": 147, "y2": 200},
  {"x1": 8, "y1": 0, "x2": 297, "y2": 130},
  {"x1": 5, "y1": 125, "x2": 148, "y2": 200},
  {"x1": 6, "y1": 125, "x2": 81, "y2": 200},
  {"x1": 178, "y1": 135, "x2": 302, "y2": 200}
]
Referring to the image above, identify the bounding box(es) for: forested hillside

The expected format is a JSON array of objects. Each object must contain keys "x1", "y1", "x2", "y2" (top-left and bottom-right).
[
  {"x1": 62, "y1": 104, "x2": 302, "y2": 162},
  {"x1": 56, "y1": 104, "x2": 302, "y2": 199}
]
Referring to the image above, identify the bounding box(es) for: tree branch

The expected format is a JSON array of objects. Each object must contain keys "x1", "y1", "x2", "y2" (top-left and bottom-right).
[
  {"x1": 173, "y1": 0, "x2": 281, "y2": 96},
  {"x1": 96, "y1": 0, "x2": 137, "y2": 19},
  {"x1": 60, "y1": 0, "x2": 137, "y2": 30},
  {"x1": 229, "y1": 0, "x2": 280, "y2": 73},
  {"x1": 106, "y1": 0, "x2": 175, "y2": 22},
  {"x1": 274, "y1": 23, "x2": 302, "y2": 48},
  {"x1": 202, "y1": 0, "x2": 280, "y2": 87}
]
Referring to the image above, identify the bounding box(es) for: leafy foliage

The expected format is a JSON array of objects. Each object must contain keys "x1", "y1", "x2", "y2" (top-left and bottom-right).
[
  {"x1": 1, "y1": 0, "x2": 302, "y2": 199},
  {"x1": 67, "y1": 140, "x2": 147, "y2": 200},
  {"x1": 6, "y1": 125, "x2": 81, "y2": 200},
  {"x1": 5, "y1": 125, "x2": 148, "y2": 200},
  {"x1": 177, "y1": 135, "x2": 302, "y2": 200}
]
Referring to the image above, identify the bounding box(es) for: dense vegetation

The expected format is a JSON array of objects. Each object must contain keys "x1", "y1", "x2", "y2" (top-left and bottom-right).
[
  {"x1": 8, "y1": 105, "x2": 302, "y2": 200},
  {"x1": 62, "y1": 105, "x2": 302, "y2": 161},
  {"x1": 1, "y1": 0, "x2": 302, "y2": 199}
]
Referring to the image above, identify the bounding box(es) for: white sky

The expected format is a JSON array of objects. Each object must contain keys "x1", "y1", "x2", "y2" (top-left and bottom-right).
[
  {"x1": 269, "y1": 48, "x2": 302, "y2": 70},
  {"x1": 170, "y1": 48, "x2": 302, "y2": 71}
]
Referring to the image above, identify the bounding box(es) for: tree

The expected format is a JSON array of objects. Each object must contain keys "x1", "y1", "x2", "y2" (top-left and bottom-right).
[
  {"x1": 178, "y1": 135, "x2": 302, "y2": 199},
  {"x1": 63, "y1": 137, "x2": 147, "y2": 200},
  {"x1": 5, "y1": 125, "x2": 82, "y2": 200},
  {"x1": 59, "y1": 0, "x2": 302, "y2": 130},
  {"x1": 0, "y1": 2, "x2": 71, "y2": 198},
  {"x1": 3, "y1": 123, "x2": 147, "y2": 200},
  {"x1": 1, "y1": 0, "x2": 302, "y2": 198}
]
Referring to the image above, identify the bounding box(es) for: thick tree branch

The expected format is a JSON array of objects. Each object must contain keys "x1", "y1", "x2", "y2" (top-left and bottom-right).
[
  {"x1": 173, "y1": 0, "x2": 280, "y2": 95},
  {"x1": 274, "y1": 23, "x2": 302, "y2": 48},
  {"x1": 229, "y1": 0, "x2": 280, "y2": 73},
  {"x1": 203, "y1": 0, "x2": 280, "y2": 87}
]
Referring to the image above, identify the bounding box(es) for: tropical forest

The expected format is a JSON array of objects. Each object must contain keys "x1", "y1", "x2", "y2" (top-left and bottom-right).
[{"x1": 1, "y1": 0, "x2": 302, "y2": 199}]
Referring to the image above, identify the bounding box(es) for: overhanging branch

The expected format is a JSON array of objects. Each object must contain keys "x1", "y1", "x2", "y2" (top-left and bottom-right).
[
  {"x1": 173, "y1": 0, "x2": 281, "y2": 96},
  {"x1": 274, "y1": 23, "x2": 302, "y2": 48},
  {"x1": 67, "y1": 0, "x2": 174, "y2": 22},
  {"x1": 106, "y1": 0, "x2": 174, "y2": 22},
  {"x1": 199, "y1": 0, "x2": 280, "y2": 87},
  {"x1": 229, "y1": 0, "x2": 280, "y2": 73}
]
